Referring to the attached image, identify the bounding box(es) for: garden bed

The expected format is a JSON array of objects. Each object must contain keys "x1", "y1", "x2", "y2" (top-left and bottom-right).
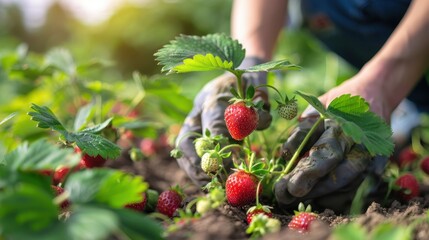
[{"x1": 109, "y1": 143, "x2": 429, "y2": 240}]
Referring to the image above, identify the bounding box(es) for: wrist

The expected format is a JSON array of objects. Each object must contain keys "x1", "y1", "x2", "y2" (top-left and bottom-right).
[{"x1": 359, "y1": 57, "x2": 421, "y2": 115}]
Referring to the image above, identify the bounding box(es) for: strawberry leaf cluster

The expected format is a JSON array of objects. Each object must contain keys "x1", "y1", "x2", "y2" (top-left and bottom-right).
[
  {"x1": 28, "y1": 103, "x2": 121, "y2": 160},
  {"x1": 0, "y1": 140, "x2": 163, "y2": 240},
  {"x1": 296, "y1": 91, "x2": 394, "y2": 156}
]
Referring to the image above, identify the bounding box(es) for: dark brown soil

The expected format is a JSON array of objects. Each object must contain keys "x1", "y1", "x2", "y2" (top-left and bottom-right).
[{"x1": 107, "y1": 144, "x2": 429, "y2": 240}]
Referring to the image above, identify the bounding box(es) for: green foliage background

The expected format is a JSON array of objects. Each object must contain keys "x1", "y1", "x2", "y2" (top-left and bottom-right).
[{"x1": 0, "y1": 0, "x2": 356, "y2": 151}]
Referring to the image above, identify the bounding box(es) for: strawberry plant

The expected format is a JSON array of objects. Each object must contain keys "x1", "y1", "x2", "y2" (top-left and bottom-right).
[
  {"x1": 0, "y1": 103, "x2": 164, "y2": 239},
  {"x1": 155, "y1": 33, "x2": 395, "y2": 237}
]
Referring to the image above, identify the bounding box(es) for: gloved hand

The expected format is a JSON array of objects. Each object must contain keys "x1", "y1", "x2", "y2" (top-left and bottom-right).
[
  {"x1": 274, "y1": 108, "x2": 388, "y2": 213},
  {"x1": 176, "y1": 57, "x2": 272, "y2": 186}
]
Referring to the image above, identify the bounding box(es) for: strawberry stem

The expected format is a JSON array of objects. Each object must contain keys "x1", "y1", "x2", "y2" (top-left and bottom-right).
[
  {"x1": 53, "y1": 190, "x2": 70, "y2": 206},
  {"x1": 279, "y1": 117, "x2": 324, "y2": 178},
  {"x1": 255, "y1": 84, "x2": 284, "y2": 102},
  {"x1": 234, "y1": 71, "x2": 244, "y2": 99},
  {"x1": 219, "y1": 143, "x2": 243, "y2": 155},
  {"x1": 255, "y1": 179, "x2": 263, "y2": 206}
]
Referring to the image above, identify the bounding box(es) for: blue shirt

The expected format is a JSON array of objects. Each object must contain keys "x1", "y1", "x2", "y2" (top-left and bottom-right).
[{"x1": 301, "y1": 0, "x2": 429, "y2": 112}]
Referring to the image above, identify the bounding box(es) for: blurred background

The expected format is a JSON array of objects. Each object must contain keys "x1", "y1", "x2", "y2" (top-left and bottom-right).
[{"x1": 0, "y1": 0, "x2": 356, "y2": 153}]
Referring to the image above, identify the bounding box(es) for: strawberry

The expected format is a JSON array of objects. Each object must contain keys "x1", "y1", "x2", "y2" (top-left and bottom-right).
[
  {"x1": 125, "y1": 192, "x2": 147, "y2": 212},
  {"x1": 288, "y1": 212, "x2": 317, "y2": 233},
  {"x1": 277, "y1": 97, "x2": 298, "y2": 120},
  {"x1": 420, "y1": 156, "x2": 429, "y2": 175},
  {"x1": 224, "y1": 102, "x2": 259, "y2": 140},
  {"x1": 246, "y1": 206, "x2": 273, "y2": 224},
  {"x1": 139, "y1": 138, "x2": 157, "y2": 157},
  {"x1": 51, "y1": 185, "x2": 70, "y2": 209},
  {"x1": 194, "y1": 137, "x2": 214, "y2": 157},
  {"x1": 156, "y1": 187, "x2": 183, "y2": 217},
  {"x1": 201, "y1": 152, "x2": 220, "y2": 173},
  {"x1": 395, "y1": 173, "x2": 420, "y2": 201},
  {"x1": 225, "y1": 170, "x2": 261, "y2": 207},
  {"x1": 80, "y1": 154, "x2": 106, "y2": 168},
  {"x1": 397, "y1": 147, "x2": 418, "y2": 168},
  {"x1": 53, "y1": 167, "x2": 70, "y2": 185},
  {"x1": 74, "y1": 146, "x2": 106, "y2": 168}
]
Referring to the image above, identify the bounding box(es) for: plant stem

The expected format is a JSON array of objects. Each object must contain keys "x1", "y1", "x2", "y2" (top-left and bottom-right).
[
  {"x1": 256, "y1": 84, "x2": 284, "y2": 101},
  {"x1": 219, "y1": 144, "x2": 243, "y2": 155},
  {"x1": 279, "y1": 117, "x2": 324, "y2": 178},
  {"x1": 234, "y1": 71, "x2": 244, "y2": 99}
]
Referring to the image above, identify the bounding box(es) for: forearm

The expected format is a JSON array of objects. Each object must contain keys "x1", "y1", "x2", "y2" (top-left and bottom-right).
[
  {"x1": 231, "y1": 0, "x2": 288, "y2": 61},
  {"x1": 362, "y1": 0, "x2": 429, "y2": 112}
]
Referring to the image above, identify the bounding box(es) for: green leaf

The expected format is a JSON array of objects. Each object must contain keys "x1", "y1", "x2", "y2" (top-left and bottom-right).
[
  {"x1": 0, "y1": 184, "x2": 58, "y2": 234},
  {"x1": 113, "y1": 208, "x2": 164, "y2": 240},
  {"x1": 65, "y1": 169, "x2": 148, "y2": 208},
  {"x1": 332, "y1": 223, "x2": 367, "y2": 240},
  {"x1": 28, "y1": 103, "x2": 67, "y2": 135},
  {"x1": 64, "y1": 205, "x2": 118, "y2": 240},
  {"x1": 246, "y1": 85, "x2": 255, "y2": 99},
  {"x1": 3, "y1": 139, "x2": 80, "y2": 171},
  {"x1": 97, "y1": 171, "x2": 148, "y2": 208},
  {"x1": 245, "y1": 59, "x2": 301, "y2": 72},
  {"x1": 155, "y1": 33, "x2": 245, "y2": 73},
  {"x1": 28, "y1": 104, "x2": 121, "y2": 160},
  {"x1": 326, "y1": 95, "x2": 394, "y2": 156},
  {"x1": 73, "y1": 102, "x2": 94, "y2": 132},
  {"x1": 44, "y1": 48, "x2": 76, "y2": 75},
  {"x1": 80, "y1": 118, "x2": 113, "y2": 134},
  {"x1": 295, "y1": 91, "x2": 326, "y2": 116},
  {"x1": 173, "y1": 53, "x2": 234, "y2": 73},
  {"x1": 72, "y1": 132, "x2": 120, "y2": 159},
  {"x1": 370, "y1": 222, "x2": 412, "y2": 240}
]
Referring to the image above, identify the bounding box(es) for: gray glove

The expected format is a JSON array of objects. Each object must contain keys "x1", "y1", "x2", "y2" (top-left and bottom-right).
[
  {"x1": 274, "y1": 109, "x2": 388, "y2": 213},
  {"x1": 176, "y1": 57, "x2": 272, "y2": 186}
]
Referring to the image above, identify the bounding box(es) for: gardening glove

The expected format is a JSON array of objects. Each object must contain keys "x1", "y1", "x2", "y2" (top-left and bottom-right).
[
  {"x1": 274, "y1": 108, "x2": 388, "y2": 213},
  {"x1": 176, "y1": 57, "x2": 272, "y2": 186}
]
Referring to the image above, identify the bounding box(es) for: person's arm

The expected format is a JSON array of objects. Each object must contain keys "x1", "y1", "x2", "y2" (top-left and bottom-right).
[
  {"x1": 231, "y1": 0, "x2": 288, "y2": 61},
  {"x1": 320, "y1": 0, "x2": 429, "y2": 120}
]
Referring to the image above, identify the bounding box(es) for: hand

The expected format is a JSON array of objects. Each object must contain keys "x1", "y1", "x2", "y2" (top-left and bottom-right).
[
  {"x1": 318, "y1": 69, "x2": 393, "y2": 122},
  {"x1": 176, "y1": 58, "x2": 272, "y2": 186},
  {"x1": 274, "y1": 108, "x2": 388, "y2": 213}
]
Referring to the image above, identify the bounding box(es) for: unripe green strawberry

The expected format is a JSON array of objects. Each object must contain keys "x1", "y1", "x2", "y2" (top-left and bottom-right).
[
  {"x1": 194, "y1": 138, "x2": 214, "y2": 157},
  {"x1": 201, "y1": 152, "x2": 220, "y2": 173},
  {"x1": 224, "y1": 102, "x2": 259, "y2": 140},
  {"x1": 196, "y1": 197, "x2": 212, "y2": 215},
  {"x1": 277, "y1": 98, "x2": 297, "y2": 120}
]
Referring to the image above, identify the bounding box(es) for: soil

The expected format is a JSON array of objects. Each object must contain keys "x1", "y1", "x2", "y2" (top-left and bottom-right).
[{"x1": 107, "y1": 142, "x2": 429, "y2": 240}]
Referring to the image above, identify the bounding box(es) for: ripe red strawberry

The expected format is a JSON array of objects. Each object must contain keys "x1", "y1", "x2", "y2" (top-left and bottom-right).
[
  {"x1": 277, "y1": 98, "x2": 298, "y2": 120},
  {"x1": 395, "y1": 173, "x2": 420, "y2": 201},
  {"x1": 53, "y1": 167, "x2": 70, "y2": 185},
  {"x1": 420, "y1": 157, "x2": 429, "y2": 175},
  {"x1": 397, "y1": 147, "x2": 418, "y2": 168},
  {"x1": 288, "y1": 212, "x2": 317, "y2": 233},
  {"x1": 156, "y1": 188, "x2": 183, "y2": 217},
  {"x1": 51, "y1": 185, "x2": 70, "y2": 209},
  {"x1": 225, "y1": 170, "x2": 261, "y2": 207},
  {"x1": 224, "y1": 102, "x2": 259, "y2": 140},
  {"x1": 125, "y1": 192, "x2": 147, "y2": 212},
  {"x1": 75, "y1": 146, "x2": 106, "y2": 168},
  {"x1": 246, "y1": 207, "x2": 273, "y2": 224}
]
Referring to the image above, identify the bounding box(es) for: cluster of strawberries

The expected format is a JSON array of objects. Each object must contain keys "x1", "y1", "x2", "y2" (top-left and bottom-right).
[{"x1": 392, "y1": 147, "x2": 429, "y2": 201}]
